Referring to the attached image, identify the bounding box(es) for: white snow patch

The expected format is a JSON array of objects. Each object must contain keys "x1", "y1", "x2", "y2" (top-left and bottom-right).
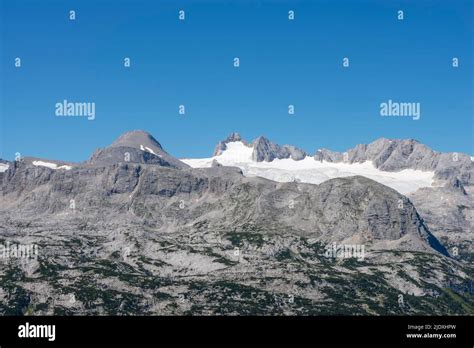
[
  {"x1": 0, "y1": 163, "x2": 9, "y2": 173},
  {"x1": 140, "y1": 144, "x2": 162, "y2": 157},
  {"x1": 182, "y1": 141, "x2": 435, "y2": 195},
  {"x1": 471, "y1": 156, "x2": 474, "y2": 161},
  {"x1": 32, "y1": 161, "x2": 72, "y2": 170}
]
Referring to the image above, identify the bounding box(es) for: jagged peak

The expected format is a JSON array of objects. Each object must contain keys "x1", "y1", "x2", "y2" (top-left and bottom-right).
[
  {"x1": 224, "y1": 132, "x2": 243, "y2": 143},
  {"x1": 252, "y1": 135, "x2": 269, "y2": 143},
  {"x1": 213, "y1": 132, "x2": 249, "y2": 156}
]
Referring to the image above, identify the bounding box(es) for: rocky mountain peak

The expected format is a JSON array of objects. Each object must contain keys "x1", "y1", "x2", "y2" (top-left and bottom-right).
[
  {"x1": 110, "y1": 130, "x2": 164, "y2": 151},
  {"x1": 252, "y1": 136, "x2": 284, "y2": 162},
  {"x1": 251, "y1": 136, "x2": 307, "y2": 162},
  {"x1": 312, "y1": 137, "x2": 473, "y2": 185},
  {"x1": 225, "y1": 132, "x2": 242, "y2": 143},
  {"x1": 212, "y1": 133, "x2": 308, "y2": 162},
  {"x1": 213, "y1": 132, "x2": 248, "y2": 156},
  {"x1": 88, "y1": 130, "x2": 188, "y2": 169}
]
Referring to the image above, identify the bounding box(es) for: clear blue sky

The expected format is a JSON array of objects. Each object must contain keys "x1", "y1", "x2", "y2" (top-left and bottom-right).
[{"x1": 1, "y1": 0, "x2": 473, "y2": 161}]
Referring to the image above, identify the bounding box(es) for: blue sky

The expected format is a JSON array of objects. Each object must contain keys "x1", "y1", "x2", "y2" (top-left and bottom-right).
[{"x1": 1, "y1": 0, "x2": 473, "y2": 161}]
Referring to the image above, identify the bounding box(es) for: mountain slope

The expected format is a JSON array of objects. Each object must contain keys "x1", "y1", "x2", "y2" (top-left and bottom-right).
[
  {"x1": 1, "y1": 130, "x2": 472, "y2": 316},
  {"x1": 89, "y1": 130, "x2": 189, "y2": 169},
  {"x1": 183, "y1": 137, "x2": 436, "y2": 195},
  {"x1": 0, "y1": 142, "x2": 447, "y2": 254},
  {"x1": 316, "y1": 138, "x2": 473, "y2": 185}
]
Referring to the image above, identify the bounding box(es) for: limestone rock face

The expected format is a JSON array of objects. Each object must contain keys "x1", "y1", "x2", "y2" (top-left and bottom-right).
[
  {"x1": 1, "y1": 131, "x2": 471, "y2": 316},
  {"x1": 251, "y1": 136, "x2": 307, "y2": 162},
  {"x1": 0, "y1": 158, "x2": 446, "y2": 255},
  {"x1": 312, "y1": 137, "x2": 473, "y2": 185}
]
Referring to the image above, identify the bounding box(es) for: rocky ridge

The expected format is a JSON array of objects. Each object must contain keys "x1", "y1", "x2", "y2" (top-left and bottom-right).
[{"x1": 0, "y1": 130, "x2": 472, "y2": 315}]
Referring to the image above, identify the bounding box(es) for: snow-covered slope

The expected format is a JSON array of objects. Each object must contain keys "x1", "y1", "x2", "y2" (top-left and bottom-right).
[
  {"x1": 32, "y1": 161, "x2": 72, "y2": 170},
  {"x1": 182, "y1": 141, "x2": 435, "y2": 195}
]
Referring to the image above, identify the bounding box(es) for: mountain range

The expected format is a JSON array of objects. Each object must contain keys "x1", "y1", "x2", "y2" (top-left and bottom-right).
[
  {"x1": 209, "y1": 132, "x2": 472, "y2": 185},
  {"x1": 0, "y1": 130, "x2": 472, "y2": 315}
]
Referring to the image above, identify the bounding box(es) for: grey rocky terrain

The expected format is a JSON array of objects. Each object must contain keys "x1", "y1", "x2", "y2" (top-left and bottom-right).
[
  {"x1": 216, "y1": 133, "x2": 472, "y2": 186},
  {"x1": 213, "y1": 133, "x2": 307, "y2": 161},
  {"x1": 315, "y1": 138, "x2": 473, "y2": 185},
  {"x1": 0, "y1": 131, "x2": 472, "y2": 315},
  {"x1": 252, "y1": 136, "x2": 307, "y2": 162},
  {"x1": 409, "y1": 185, "x2": 474, "y2": 259},
  {"x1": 89, "y1": 130, "x2": 188, "y2": 169},
  {"x1": 210, "y1": 133, "x2": 473, "y2": 255}
]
